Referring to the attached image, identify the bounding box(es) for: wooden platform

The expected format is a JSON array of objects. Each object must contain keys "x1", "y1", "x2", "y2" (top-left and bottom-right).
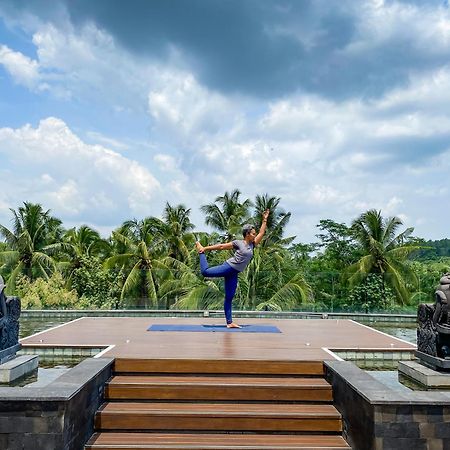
[
  {"x1": 86, "y1": 347, "x2": 351, "y2": 450},
  {"x1": 20, "y1": 317, "x2": 415, "y2": 361},
  {"x1": 21, "y1": 317, "x2": 413, "y2": 449}
]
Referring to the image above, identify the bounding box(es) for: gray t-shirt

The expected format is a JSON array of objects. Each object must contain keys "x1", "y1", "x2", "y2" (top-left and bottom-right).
[{"x1": 226, "y1": 240, "x2": 254, "y2": 272}]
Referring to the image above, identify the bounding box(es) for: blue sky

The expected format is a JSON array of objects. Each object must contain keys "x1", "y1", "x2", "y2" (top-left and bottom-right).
[{"x1": 0, "y1": 0, "x2": 450, "y2": 242}]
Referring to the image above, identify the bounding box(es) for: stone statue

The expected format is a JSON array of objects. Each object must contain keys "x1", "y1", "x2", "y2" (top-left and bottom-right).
[
  {"x1": 417, "y1": 273, "x2": 450, "y2": 362},
  {"x1": 0, "y1": 276, "x2": 21, "y2": 357}
]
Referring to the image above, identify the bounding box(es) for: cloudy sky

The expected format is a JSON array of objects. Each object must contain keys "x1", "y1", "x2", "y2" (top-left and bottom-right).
[{"x1": 0, "y1": 0, "x2": 449, "y2": 243}]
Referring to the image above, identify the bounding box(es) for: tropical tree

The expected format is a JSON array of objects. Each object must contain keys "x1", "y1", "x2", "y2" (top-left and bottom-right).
[
  {"x1": 160, "y1": 203, "x2": 195, "y2": 263},
  {"x1": 200, "y1": 189, "x2": 252, "y2": 240},
  {"x1": 252, "y1": 194, "x2": 293, "y2": 246},
  {"x1": 104, "y1": 218, "x2": 171, "y2": 308},
  {"x1": 45, "y1": 225, "x2": 110, "y2": 278},
  {"x1": 345, "y1": 209, "x2": 420, "y2": 305},
  {"x1": 0, "y1": 202, "x2": 63, "y2": 292},
  {"x1": 236, "y1": 194, "x2": 300, "y2": 309}
]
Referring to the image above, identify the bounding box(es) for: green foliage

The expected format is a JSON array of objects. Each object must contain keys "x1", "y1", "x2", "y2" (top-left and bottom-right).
[
  {"x1": 71, "y1": 256, "x2": 121, "y2": 309},
  {"x1": 411, "y1": 238, "x2": 450, "y2": 260},
  {"x1": 347, "y1": 273, "x2": 396, "y2": 312},
  {"x1": 409, "y1": 258, "x2": 450, "y2": 303},
  {"x1": 0, "y1": 196, "x2": 444, "y2": 313},
  {"x1": 16, "y1": 272, "x2": 78, "y2": 309},
  {"x1": 201, "y1": 189, "x2": 252, "y2": 240},
  {"x1": 0, "y1": 202, "x2": 62, "y2": 292},
  {"x1": 345, "y1": 209, "x2": 421, "y2": 305}
]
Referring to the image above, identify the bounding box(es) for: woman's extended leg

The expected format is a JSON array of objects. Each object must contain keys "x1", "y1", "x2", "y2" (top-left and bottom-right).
[
  {"x1": 224, "y1": 271, "x2": 239, "y2": 327},
  {"x1": 199, "y1": 253, "x2": 234, "y2": 278}
]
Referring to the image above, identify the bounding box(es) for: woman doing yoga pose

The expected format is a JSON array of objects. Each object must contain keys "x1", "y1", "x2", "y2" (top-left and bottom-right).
[{"x1": 195, "y1": 209, "x2": 270, "y2": 328}]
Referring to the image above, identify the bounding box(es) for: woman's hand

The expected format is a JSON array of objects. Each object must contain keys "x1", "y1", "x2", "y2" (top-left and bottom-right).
[{"x1": 262, "y1": 209, "x2": 270, "y2": 222}]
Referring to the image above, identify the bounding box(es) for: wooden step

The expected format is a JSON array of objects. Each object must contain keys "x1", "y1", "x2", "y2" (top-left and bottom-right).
[
  {"x1": 95, "y1": 402, "x2": 342, "y2": 432},
  {"x1": 106, "y1": 375, "x2": 333, "y2": 402},
  {"x1": 113, "y1": 359, "x2": 324, "y2": 376},
  {"x1": 85, "y1": 432, "x2": 351, "y2": 449}
]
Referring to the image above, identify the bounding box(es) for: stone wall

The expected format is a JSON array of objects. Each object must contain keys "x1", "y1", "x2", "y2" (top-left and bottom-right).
[
  {"x1": 325, "y1": 360, "x2": 450, "y2": 450},
  {"x1": 0, "y1": 357, "x2": 113, "y2": 450}
]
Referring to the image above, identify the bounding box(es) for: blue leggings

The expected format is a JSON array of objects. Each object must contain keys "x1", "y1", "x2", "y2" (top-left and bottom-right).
[{"x1": 199, "y1": 253, "x2": 239, "y2": 324}]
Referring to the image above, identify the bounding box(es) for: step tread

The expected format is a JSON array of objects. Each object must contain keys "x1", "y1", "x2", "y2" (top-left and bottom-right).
[
  {"x1": 109, "y1": 375, "x2": 331, "y2": 388},
  {"x1": 86, "y1": 432, "x2": 351, "y2": 449},
  {"x1": 114, "y1": 359, "x2": 324, "y2": 375},
  {"x1": 99, "y1": 402, "x2": 341, "y2": 418}
]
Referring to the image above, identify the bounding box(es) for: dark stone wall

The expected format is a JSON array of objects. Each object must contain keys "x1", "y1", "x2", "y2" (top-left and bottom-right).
[
  {"x1": 0, "y1": 358, "x2": 113, "y2": 450},
  {"x1": 325, "y1": 360, "x2": 450, "y2": 450},
  {"x1": 62, "y1": 359, "x2": 113, "y2": 449},
  {"x1": 374, "y1": 404, "x2": 450, "y2": 450},
  {"x1": 325, "y1": 362, "x2": 375, "y2": 449}
]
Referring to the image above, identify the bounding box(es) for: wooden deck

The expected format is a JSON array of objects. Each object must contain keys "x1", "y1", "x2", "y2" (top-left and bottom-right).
[
  {"x1": 20, "y1": 316, "x2": 415, "y2": 361},
  {"x1": 23, "y1": 316, "x2": 409, "y2": 450}
]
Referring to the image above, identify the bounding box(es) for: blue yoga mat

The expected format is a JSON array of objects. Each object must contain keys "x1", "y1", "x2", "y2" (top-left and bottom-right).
[{"x1": 147, "y1": 324, "x2": 281, "y2": 333}]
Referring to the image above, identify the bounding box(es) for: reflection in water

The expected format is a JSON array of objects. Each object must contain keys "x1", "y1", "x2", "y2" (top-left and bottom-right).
[
  {"x1": 367, "y1": 324, "x2": 416, "y2": 344},
  {"x1": 19, "y1": 318, "x2": 67, "y2": 339}
]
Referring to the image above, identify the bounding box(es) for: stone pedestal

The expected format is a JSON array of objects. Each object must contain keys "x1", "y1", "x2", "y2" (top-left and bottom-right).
[
  {"x1": 0, "y1": 354, "x2": 39, "y2": 383},
  {"x1": 398, "y1": 360, "x2": 450, "y2": 388}
]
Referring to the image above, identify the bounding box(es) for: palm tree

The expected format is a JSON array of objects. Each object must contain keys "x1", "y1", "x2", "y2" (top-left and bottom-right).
[
  {"x1": 253, "y1": 194, "x2": 293, "y2": 247},
  {"x1": 104, "y1": 218, "x2": 171, "y2": 308},
  {"x1": 346, "y1": 209, "x2": 420, "y2": 305},
  {"x1": 237, "y1": 246, "x2": 312, "y2": 311},
  {"x1": 200, "y1": 189, "x2": 252, "y2": 240},
  {"x1": 0, "y1": 202, "x2": 62, "y2": 292},
  {"x1": 160, "y1": 203, "x2": 195, "y2": 263},
  {"x1": 45, "y1": 225, "x2": 110, "y2": 283}
]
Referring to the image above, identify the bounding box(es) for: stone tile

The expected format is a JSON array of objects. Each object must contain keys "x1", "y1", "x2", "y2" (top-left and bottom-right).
[
  {"x1": 435, "y1": 422, "x2": 450, "y2": 438},
  {"x1": 427, "y1": 406, "x2": 444, "y2": 423},
  {"x1": 382, "y1": 438, "x2": 426, "y2": 449},
  {"x1": 419, "y1": 422, "x2": 436, "y2": 438},
  {"x1": 395, "y1": 405, "x2": 414, "y2": 423},
  {"x1": 428, "y1": 439, "x2": 444, "y2": 450},
  {"x1": 375, "y1": 422, "x2": 420, "y2": 438}
]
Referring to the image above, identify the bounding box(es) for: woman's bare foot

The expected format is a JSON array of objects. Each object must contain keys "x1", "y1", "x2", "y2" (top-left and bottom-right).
[
  {"x1": 226, "y1": 322, "x2": 241, "y2": 328},
  {"x1": 195, "y1": 241, "x2": 205, "y2": 253}
]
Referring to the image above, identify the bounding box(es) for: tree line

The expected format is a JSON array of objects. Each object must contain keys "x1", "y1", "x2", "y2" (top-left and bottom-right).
[{"x1": 0, "y1": 190, "x2": 448, "y2": 312}]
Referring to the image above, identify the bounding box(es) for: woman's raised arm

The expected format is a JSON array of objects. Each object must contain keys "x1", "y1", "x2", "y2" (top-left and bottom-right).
[{"x1": 254, "y1": 209, "x2": 270, "y2": 246}]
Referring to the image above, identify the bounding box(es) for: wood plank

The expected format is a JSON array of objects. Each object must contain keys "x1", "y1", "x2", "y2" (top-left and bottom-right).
[
  {"x1": 113, "y1": 359, "x2": 325, "y2": 376},
  {"x1": 85, "y1": 432, "x2": 351, "y2": 449},
  {"x1": 106, "y1": 375, "x2": 333, "y2": 402},
  {"x1": 95, "y1": 402, "x2": 342, "y2": 432}
]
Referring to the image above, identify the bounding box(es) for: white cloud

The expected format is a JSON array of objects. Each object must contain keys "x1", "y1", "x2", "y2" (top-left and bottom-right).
[
  {"x1": 1, "y1": 5, "x2": 450, "y2": 242},
  {"x1": 0, "y1": 118, "x2": 160, "y2": 223},
  {"x1": 0, "y1": 44, "x2": 45, "y2": 90}
]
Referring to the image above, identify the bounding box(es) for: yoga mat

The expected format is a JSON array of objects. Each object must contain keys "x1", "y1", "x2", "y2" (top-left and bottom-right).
[{"x1": 147, "y1": 324, "x2": 281, "y2": 333}]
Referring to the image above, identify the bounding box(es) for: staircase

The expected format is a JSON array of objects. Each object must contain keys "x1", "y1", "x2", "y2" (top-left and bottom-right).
[{"x1": 85, "y1": 358, "x2": 350, "y2": 449}]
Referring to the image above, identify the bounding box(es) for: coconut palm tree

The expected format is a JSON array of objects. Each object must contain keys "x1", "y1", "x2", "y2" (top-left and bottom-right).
[
  {"x1": 45, "y1": 225, "x2": 110, "y2": 284},
  {"x1": 0, "y1": 202, "x2": 62, "y2": 292},
  {"x1": 200, "y1": 189, "x2": 252, "y2": 240},
  {"x1": 346, "y1": 209, "x2": 420, "y2": 305},
  {"x1": 253, "y1": 194, "x2": 293, "y2": 247},
  {"x1": 104, "y1": 218, "x2": 171, "y2": 308},
  {"x1": 160, "y1": 203, "x2": 195, "y2": 263}
]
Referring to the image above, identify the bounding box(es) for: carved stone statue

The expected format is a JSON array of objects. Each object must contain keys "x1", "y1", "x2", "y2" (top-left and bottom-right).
[
  {"x1": 0, "y1": 276, "x2": 21, "y2": 359},
  {"x1": 417, "y1": 273, "x2": 450, "y2": 368}
]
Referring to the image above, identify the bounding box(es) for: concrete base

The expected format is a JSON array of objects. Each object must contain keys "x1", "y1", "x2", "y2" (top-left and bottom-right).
[
  {"x1": 415, "y1": 350, "x2": 450, "y2": 371},
  {"x1": 0, "y1": 355, "x2": 39, "y2": 383},
  {"x1": 398, "y1": 360, "x2": 450, "y2": 388}
]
